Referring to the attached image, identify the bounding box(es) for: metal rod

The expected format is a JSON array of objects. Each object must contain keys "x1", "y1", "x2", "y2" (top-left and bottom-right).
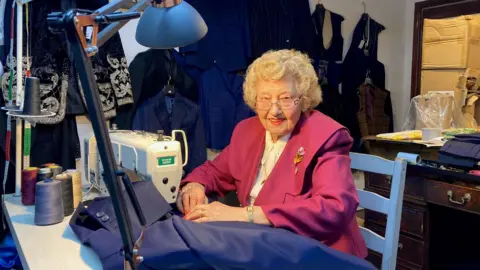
[
  {"x1": 61, "y1": 9, "x2": 138, "y2": 269},
  {"x1": 14, "y1": 1, "x2": 23, "y2": 196},
  {"x1": 95, "y1": 0, "x2": 131, "y2": 16},
  {"x1": 97, "y1": 0, "x2": 153, "y2": 47}
]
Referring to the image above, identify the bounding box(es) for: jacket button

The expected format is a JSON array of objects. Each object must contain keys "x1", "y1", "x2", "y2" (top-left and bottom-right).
[
  {"x1": 96, "y1": 212, "x2": 104, "y2": 218},
  {"x1": 101, "y1": 215, "x2": 110, "y2": 222}
]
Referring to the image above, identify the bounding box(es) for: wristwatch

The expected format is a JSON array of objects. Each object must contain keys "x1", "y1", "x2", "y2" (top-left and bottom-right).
[{"x1": 246, "y1": 206, "x2": 254, "y2": 223}]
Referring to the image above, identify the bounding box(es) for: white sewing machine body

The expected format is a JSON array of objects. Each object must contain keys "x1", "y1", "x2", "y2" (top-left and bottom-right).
[{"x1": 84, "y1": 129, "x2": 188, "y2": 203}]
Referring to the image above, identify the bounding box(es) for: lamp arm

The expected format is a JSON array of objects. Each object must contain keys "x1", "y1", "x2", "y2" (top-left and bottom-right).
[
  {"x1": 46, "y1": 1, "x2": 161, "y2": 268},
  {"x1": 97, "y1": 0, "x2": 154, "y2": 47}
]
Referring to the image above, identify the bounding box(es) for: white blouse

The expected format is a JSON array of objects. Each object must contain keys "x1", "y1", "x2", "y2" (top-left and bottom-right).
[{"x1": 249, "y1": 131, "x2": 291, "y2": 205}]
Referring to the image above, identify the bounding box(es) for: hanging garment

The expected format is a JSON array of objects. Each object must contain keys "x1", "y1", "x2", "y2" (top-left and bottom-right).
[
  {"x1": 311, "y1": 5, "x2": 345, "y2": 123},
  {"x1": 312, "y1": 5, "x2": 344, "y2": 63},
  {"x1": 341, "y1": 14, "x2": 386, "y2": 150},
  {"x1": 180, "y1": 0, "x2": 251, "y2": 72},
  {"x1": 247, "y1": 0, "x2": 316, "y2": 60},
  {"x1": 132, "y1": 91, "x2": 207, "y2": 176},
  {"x1": 356, "y1": 83, "x2": 393, "y2": 137},
  {"x1": 114, "y1": 49, "x2": 198, "y2": 130},
  {"x1": 70, "y1": 180, "x2": 376, "y2": 270},
  {"x1": 347, "y1": 13, "x2": 385, "y2": 61},
  {"x1": 200, "y1": 65, "x2": 255, "y2": 150},
  {"x1": 1, "y1": 0, "x2": 133, "y2": 124}
]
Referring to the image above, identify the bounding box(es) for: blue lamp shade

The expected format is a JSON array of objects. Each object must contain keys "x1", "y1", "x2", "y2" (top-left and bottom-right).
[{"x1": 135, "y1": 1, "x2": 208, "y2": 49}]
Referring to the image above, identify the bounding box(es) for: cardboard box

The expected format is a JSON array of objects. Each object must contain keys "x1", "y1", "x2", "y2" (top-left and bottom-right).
[
  {"x1": 423, "y1": 15, "x2": 480, "y2": 69},
  {"x1": 420, "y1": 68, "x2": 480, "y2": 106}
]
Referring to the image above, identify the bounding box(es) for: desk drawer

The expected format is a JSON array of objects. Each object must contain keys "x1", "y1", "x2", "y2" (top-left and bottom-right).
[
  {"x1": 367, "y1": 224, "x2": 425, "y2": 267},
  {"x1": 367, "y1": 251, "x2": 422, "y2": 270},
  {"x1": 426, "y1": 180, "x2": 480, "y2": 215},
  {"x1": 366, "y1": 173, "x2": 424, "y2": 200},
  {"x1": 365, "y1": 203, "x2": 425, "y2": 238}
]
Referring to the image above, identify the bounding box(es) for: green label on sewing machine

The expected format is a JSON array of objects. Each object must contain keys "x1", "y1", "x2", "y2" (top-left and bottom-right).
[{"x1": 158, "y1": 156, "x2": 175, "y2": 166}]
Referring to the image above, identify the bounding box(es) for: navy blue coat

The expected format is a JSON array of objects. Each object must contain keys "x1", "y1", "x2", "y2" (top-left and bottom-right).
[
  {"x1": 132, "y1": 91, "x2": 207, "y2": 175},
  {"x1": 180, "y1": 0, "x2": 251, "y2": 72},
  {"x1": 199, "y1": 66, "x2": 254, "y2": 150},
  {"x1": 70, "y1": 181, "x2": 375, "y2": 270}
]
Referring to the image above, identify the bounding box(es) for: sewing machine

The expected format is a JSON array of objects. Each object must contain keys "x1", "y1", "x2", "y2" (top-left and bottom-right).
[{"x1": 84, "y1": 127, "x2": 188, "y2": 203}]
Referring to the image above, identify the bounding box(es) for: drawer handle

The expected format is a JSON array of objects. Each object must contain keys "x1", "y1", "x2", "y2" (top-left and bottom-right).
[
  {"x1": 447, "y1": 190, "x2": 471, "y2": 205},
  {"x1": 386, "y1": 175, "x2": 392, "y2": 184}
]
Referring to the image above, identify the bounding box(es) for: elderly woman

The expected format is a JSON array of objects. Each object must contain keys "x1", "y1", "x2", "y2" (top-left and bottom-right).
[{"x1": 177, "y1": 49, "x2": 367, "y2": 258}]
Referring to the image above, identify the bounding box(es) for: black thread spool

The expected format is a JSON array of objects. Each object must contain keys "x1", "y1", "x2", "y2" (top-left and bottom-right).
[
  {"x1": 55, "y1": 174, "x2": 74, "y2": 216},
  {"x1": 37, "y1": 168, "x2": 53, "y2": 183},
  {"x1": 23, "y1": 77, "x2": 42, "y2": 116}
]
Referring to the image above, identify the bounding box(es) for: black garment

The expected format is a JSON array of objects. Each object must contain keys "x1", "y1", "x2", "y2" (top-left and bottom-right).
[
  {"x1": 311, "y1": 5, "x2": 344, "y2": 123},
  {"x1": 1, "y1": 0, "x2": 133, "y2": 123},
  {"x1": 346, "y1": 13, "x2": 385, "y2": 62},
  {"x1": 312, "y1": 5, "x2": 344, "y2": 63},
  {"x1": 114, "y1": 49, "x2": 198, "y2": 130},
  {"x1": 132, "y1": 91, "x2": 207, "y2": 175},
  {"x1": 341, "y1": 14, "x2": 386, "y2": 151},
  {"x1": 247, "y1": 0, "x2": 316, "y2": 60}
]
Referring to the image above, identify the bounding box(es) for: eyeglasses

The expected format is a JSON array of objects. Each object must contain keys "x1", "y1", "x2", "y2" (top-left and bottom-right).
[{"x1": 255, "y1": 96, "x2": 301, "y2": 111}]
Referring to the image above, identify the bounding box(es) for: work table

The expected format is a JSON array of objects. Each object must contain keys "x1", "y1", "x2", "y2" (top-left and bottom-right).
[{"x1": 2, "y1": 194, "x2": 102, "y2": 270}]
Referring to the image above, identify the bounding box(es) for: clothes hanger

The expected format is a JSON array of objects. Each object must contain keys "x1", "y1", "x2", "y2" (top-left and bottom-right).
[
  {"x1": 317, "y1": 0, "x2": 324, "y2": 9},
  {"x1": 364, "y1": 69, "x2": 374, "y2": 86},
  {"x1": 163, "y1": 76, "x2": 176, "y2": 97},
  {"x1": 361, "y1": 1, "x2": 369, "y2": 19},
  {"x1": 163, "y1": 50, "x2": 176, "y2": 97}
]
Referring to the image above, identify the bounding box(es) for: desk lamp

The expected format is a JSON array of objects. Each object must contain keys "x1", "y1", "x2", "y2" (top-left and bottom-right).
[{"x1": 46, "y1": 1, "x2": 207, "y2": 269}]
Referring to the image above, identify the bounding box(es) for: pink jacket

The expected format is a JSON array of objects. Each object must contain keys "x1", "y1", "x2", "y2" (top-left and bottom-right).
[{"x1": 182, "y1": 111, "x2": 368, "y2": 258}]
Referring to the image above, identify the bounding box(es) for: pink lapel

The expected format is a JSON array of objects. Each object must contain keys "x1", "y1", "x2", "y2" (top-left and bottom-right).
[
  {"x1": 253, "y1": 114, "x2": 310, "y2": 205},
  {"x1": 236, "y1": 120, "x2": 265, "y2": 206}
]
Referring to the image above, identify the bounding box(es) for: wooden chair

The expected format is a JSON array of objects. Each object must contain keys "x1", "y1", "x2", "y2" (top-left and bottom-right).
[{"x1": 350, "y1": 152, "x2": 407, "y2": 270}]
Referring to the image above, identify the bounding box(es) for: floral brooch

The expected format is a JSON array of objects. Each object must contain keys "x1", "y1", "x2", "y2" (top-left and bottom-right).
[{"x1": 294, "y1": 147, "x2": 305, "y2": 174}]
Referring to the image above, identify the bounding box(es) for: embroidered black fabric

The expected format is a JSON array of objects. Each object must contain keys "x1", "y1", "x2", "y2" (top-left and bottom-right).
[{"x1": 1, "y1": 0, "x2": 133, "y2": 124}]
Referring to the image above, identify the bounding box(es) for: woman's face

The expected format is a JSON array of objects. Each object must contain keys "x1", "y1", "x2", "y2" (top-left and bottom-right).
[{"x1": 255, "y1": 76, "x2": 303, "y2": 141}]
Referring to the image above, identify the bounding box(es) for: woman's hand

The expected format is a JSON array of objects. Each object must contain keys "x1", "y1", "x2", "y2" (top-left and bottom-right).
[
  {"x1": 176, "y1": 183, "x2": 207, "y2": 214},
  {"x1": 184, "y1": 201, "x2": 246, "y2": 223}
]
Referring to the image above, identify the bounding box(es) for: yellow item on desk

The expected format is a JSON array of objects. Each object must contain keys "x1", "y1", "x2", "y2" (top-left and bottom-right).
[
  {"x1": 376, "y1": 130, "x2": 422, "y2": 140},
  {"x1": 442, "y1": 128, "x2": 478, "y2": 139}
]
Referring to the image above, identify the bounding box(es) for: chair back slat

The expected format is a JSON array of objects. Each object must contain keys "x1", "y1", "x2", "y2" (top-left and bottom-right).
[{"x1": 350, "y1": 152, "x2": 407, "y2": 270}]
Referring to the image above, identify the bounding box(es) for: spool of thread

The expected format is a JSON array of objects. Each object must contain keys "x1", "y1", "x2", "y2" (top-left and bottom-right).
[
  {"x1": 34, "y1": 179, "x2": 64, "y2": 226},
  {"x1": 55, "y1": 174, "x2": 74, "y2": 216},
  {"x1": 41, "y1": 163, "x2": 57, "y2": 168},
  {"x1": 21, "y1": 167, "x2": 38, "y2": 206},
  {"x1": 37, "y1": 168, "x2": 53, "y2": 183},
  {"x1": 23, "y1": 77, "x2": 42, "y2": 115},
  {"x1": 49, "y1": 165, "x2": 63, "y2": 178},
  {"x1": 65, "y1": 169, "x2": 82, "y2": 208}
]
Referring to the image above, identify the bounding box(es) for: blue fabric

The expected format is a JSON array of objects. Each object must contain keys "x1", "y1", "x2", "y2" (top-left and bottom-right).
[
  {"x1": 180, "y1": 0, "x2": 251, "y2": 72},
  {"x1": 247, "y1": 0, "x2": 316, "y2": 60},
  {"x1": 70, "y1": 181, "x2": 375, "y2": 270},
  {"x1": 132, "y1": 91, "x2": 207, "y2": 175},
  {"x1": 200, "y1": 66, "x2": 255, "y2": 150},
  {"x1": 0, "y1": 233, "x2": 21, "y2": 269}
]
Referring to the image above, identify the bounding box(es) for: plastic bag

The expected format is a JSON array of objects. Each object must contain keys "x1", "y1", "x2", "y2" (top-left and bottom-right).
[{"x1": 402, "y1": 93, "x2": 476, "y2": 131}]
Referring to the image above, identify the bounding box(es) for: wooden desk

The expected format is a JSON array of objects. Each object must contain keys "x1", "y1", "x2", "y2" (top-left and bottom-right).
[
  {"x1": 363, "y1": 139, "x2": 480, "y2": 270},
  {"x1": 2, "y1": 195, "x2": 102, "y2": 270}
]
